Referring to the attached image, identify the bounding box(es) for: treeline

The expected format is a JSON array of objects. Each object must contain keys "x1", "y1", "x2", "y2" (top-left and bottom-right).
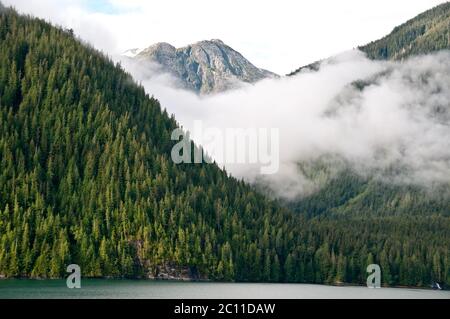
[{"x1": 0, "y1": 6, "x2": 448, "y2": 287}]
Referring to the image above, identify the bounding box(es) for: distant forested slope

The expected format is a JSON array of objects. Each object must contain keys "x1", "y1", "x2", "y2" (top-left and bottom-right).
[
  {"x1": 288, "y1": 2, "x2": 450, "y2": 75},
  {"x1": 359, "y1": 2, "x2": 450, "y2": 60},
  {"x1": 289, "y1": 169, "x2": 450, "y2": 218}
]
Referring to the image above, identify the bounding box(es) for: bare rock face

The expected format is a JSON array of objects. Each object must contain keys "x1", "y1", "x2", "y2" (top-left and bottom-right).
[{"x1": 130, "y1": 39, "x2": 278, "y2": 94}]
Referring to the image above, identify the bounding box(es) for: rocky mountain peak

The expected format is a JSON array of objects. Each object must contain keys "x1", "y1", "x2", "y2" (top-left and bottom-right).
[{"x1": 128, "y1": 39, "x2": 278, "y2": 94}]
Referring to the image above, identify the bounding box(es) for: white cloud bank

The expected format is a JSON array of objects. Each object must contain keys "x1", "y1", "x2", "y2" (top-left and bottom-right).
[{"x1": 121, "y1": 50, "x2": 450, "y2": 198}]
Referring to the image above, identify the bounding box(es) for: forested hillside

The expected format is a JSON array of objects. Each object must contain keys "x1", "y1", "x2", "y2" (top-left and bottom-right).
[
  {"x1": 0, "y1": 6, "x2": 295, "y2": 281},
  {"x1": 0, "y1": 6, "x2": 448, "y2": 287},
  {"x1": 288, "y1": 2, "x2": 450, "y2": 75},
  {"x1": 359, "y1": 2, "x2": 450, "y2": 60}
]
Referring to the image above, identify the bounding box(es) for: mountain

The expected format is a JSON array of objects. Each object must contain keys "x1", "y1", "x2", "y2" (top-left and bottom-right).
[
  {"x1": 0, "y1": 5, "x2": 448, "y2": 287},
  {"x1": 127, "y1": 39, "x2": 278, "y2": 94},
  {"x1": 288, "y1": 2, "x2": 450, "y2": 75}
]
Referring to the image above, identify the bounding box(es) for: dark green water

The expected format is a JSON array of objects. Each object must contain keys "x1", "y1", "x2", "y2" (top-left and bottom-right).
[{"x1": 0, "y1": 280, "x2": 449, "y2": 299}]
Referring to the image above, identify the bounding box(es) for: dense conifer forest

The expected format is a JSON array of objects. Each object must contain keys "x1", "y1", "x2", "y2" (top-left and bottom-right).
[{"x1": 0, "y1": 5, "x2": 448, "y2": 287}]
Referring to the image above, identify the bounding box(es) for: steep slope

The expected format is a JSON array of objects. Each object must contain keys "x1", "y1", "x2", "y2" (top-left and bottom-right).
[
  {"x1": 130, "y1": 39, "x2": 277, "y2": 94},
  {"x1": 0, "y1": 6, "x2": 296, "y2": 281},
  {"x1": 0, "y1": 6, "x2": 448, "y2": 287}
]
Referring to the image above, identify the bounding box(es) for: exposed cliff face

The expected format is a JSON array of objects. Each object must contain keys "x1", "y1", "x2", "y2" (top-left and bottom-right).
[{"x1": 130, "y1": 39, "x2": 278, "y2": 94}]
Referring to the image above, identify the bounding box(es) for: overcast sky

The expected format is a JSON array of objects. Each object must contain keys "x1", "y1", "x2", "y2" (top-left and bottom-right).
[{"x1": 3, "y1": 0, "x2": 447, "y2": 74}]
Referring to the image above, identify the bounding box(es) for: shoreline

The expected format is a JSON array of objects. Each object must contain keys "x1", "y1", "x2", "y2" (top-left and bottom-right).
[{"x1": 0, "y1": 276, "x2": 445, "y2": 291}]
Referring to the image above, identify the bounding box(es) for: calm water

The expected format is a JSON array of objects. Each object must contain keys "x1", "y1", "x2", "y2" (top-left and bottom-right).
[{"x1": 0, "y1": 279, "x2": 448, "y2": 299}]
